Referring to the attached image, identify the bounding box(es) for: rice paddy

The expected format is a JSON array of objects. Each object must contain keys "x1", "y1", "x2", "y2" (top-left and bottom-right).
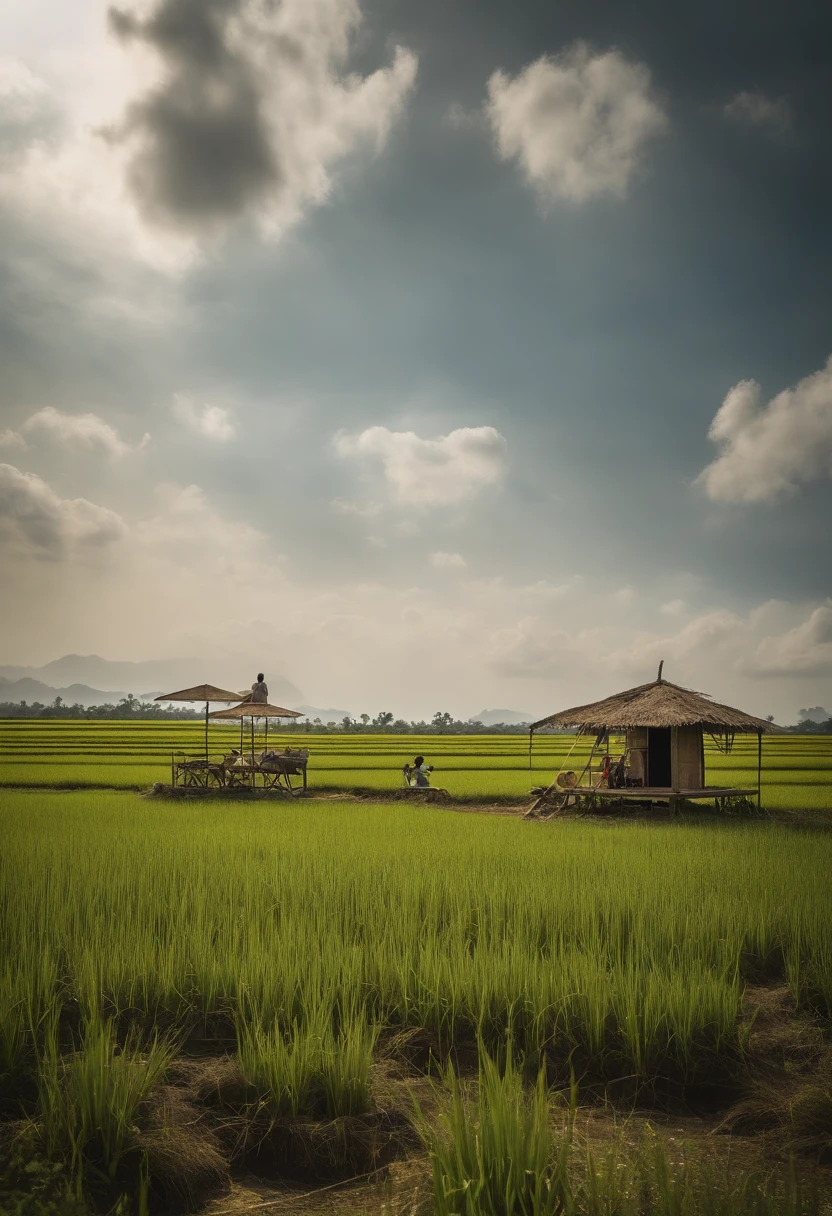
[
  {"x1": 1, "y1": 723, "x2": 831, "y2": 1213},
  {"x1": 2, "y1": 719, "x2": 832, "y2": 809}
]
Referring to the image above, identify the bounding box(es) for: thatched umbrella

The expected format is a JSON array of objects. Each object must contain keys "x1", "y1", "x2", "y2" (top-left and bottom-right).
[
  {"x1": 154, "y1": 684, "x2": 242, "y2": 759},
  {"x1": 208, "y1": 701, "x2": 303, "y2": 758}
]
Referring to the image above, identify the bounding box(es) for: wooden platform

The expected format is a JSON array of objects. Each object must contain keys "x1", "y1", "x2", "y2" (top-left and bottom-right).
[{"x1": 574, "y1": 786, "x2": 758, "y2": 801}]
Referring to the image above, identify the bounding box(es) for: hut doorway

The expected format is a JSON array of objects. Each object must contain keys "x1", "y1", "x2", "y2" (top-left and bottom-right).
[{"x1": 648, "y1": 727, "x2": 672, "y2": 787}]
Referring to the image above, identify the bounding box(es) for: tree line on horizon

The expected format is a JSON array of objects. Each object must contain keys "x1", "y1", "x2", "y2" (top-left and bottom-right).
[
  {"x1": 0, "y1": 696, "x2": 827, "y2": 734},
  {"x1": 0, "y1": 698, "x2": 533, "y2": 733}
]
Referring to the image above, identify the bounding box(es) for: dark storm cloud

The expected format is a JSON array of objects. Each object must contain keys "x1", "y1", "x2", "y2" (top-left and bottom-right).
[{"x1": 107, "y1": 0, "x2": 280, "y2": 227}]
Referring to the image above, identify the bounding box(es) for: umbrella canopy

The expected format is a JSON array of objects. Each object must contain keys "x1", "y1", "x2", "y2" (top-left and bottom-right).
[
  {"x1": 154, "y1": 684, "x2": 241, "y2": 703},
  {"x1": 208, "y1": 702, "x2": 303, "y2": 719},
  {"x1": 155, "y1": 684, "x2": 243, "y2": 759},
  {"x1": 209, "y1": 701, "x2": 304, "y2": 759}
]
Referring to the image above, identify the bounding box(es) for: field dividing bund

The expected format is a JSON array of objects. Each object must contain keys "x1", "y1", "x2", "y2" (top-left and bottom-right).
[
  {"x1": 2, "y1": 721, "x2": 832, "y2": 810},
  {"x1": 2, "y1": 790, "x2": 832, "y2": 1212}
]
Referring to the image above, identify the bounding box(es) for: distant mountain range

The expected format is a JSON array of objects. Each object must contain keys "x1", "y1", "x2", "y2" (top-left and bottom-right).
[
  {"x1": 0, "y1": 677, "x2": 136, "y2": 708},
  {"x1": 470, "y1": 708, "x2": 533, "y2": 726},
  {"x1": 0, "y1": 655, "x2": 302, "y2": 708},
  {"x1": 296, "y1": 706, "x2": 353, "y2": 722}
]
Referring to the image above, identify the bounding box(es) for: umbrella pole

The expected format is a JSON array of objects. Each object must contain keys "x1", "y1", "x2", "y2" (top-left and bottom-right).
[
  {"x1": 205, "y1": 701, "x2": 209, "y2": 760},
  {"x1": 251, "y1": 717, "x2": 255, "y2": 787}
]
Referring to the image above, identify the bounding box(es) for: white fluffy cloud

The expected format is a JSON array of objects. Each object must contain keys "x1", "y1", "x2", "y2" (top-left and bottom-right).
[
  {"x1": 0, "y1": 429, "x2": 27, "y2": 450},
  {"x1": 0, "y1": 0, "x2": 417, "y2": 274},
  {"x1": 0, "y1": 462, "x2": 126, "y2": 557},
  {"x1": 746, "y1": 604, "x2": 832, "y2": 676},
  {"x1": 431, "y1": 551, "x2": 467, "y2": 569},
  {"x1": 723, "y1": 91, "x2": 792, "y2": 137},
  {"x1": 486, "y1": 44, "x2": 666, "y2": 204},
  {"x1": 22, "y1": 406, "x2": 149, "y2": 459},
  {"x1": 336, "y1": 425, "x2": 507, "y2": 507},
  {"x1": 697, "y1": 356, "x2": 832, "y2": 503},
  {"x1": 108, "y1": 0, "x2": 418, "y2": 241},
  {"x1": 172, "y1": 395, "x2": 235, "y2": 442}
]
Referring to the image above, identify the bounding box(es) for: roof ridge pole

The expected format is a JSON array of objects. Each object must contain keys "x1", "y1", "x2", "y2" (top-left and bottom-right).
[{"x1": 657, "y1": 660, "x2": 664, "y2": 682}]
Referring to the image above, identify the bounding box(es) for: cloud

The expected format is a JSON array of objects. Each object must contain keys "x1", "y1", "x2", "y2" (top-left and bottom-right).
[
  {"x1": 746, "y1": 604, "x2": 832, "y2": 676},
  {"x1": 491, "y1": 608, "x2": 743, "y2": 681},
  {"x1": 696, "y1": 356, "x2": 832, "y2": 503},
  {"x1": 172, "y1": 394, "x2": 235, "y2": 441},
  {"x1": 330, "y1": 497, "x2": 382, "y2": 517},
  {"x1": 723, "y1": 91, "x2": 792, "y2": 138},
  {"x1": 611, "y1": 586, "x2": 635, "y2": 606},
  {"x1": 0, "y1": 429, "x2": 26, "y2": 450},
  {"x1": 486, "y1": 44, "x2": 666, "y2": 204},
  {"x1": 660, "y1": 599, "x2": 686, "y2": 616},
  {"x1": 335, "y1": 425, "x2": 507, "y2": 507},
  {"x1": 106, "y1": 0, "x2": 418, "y2": 237},
  {"x1": 136, "y1": 482, "x2": 262, "y2": 558},
  {"x1": 22, "y1": 407, "x2": 149, "y2": 460},
  {"x1": 431, "y1": 551, "x2": 467, "y2": 569},
  {"x1": 0, "y1": 57, "x2": 61, "y2": 166},
  {"x1": 1, "y1": 467, "x2": 823, "y2": 719},
  {"x1": 444, "y1": 102, "x2": 480, "y2": 131},
  {"x1": 0, "y1": 463, "x2": 126, "y2": 557}
]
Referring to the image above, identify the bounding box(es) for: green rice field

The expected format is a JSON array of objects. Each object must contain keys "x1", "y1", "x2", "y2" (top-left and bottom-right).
[
  {"x1": 2, "y1": 725, "x2": 831, "y2": 1213},
  {"x1": 2, "y1": 719, "x2": 832, "y2": 809}
]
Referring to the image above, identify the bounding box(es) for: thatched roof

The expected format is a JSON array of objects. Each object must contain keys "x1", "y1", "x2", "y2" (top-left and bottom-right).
[
  {"x1": 155, "y1": 684, "x2": 241, "y2": 703},
  {"x1": 208, "y1": 702, "x2": 303, "y2": 719},
  {"x1": 530, "y1": 678, "x2": 781, "y2": 733}
]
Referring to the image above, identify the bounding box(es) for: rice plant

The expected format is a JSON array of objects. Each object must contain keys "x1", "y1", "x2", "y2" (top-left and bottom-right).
[
  {"x1": 237, "y1": 1008, "x2": 378, "y2": 1119},
  {"x1": 237, "y1": 1019, "x2": 322, "y2": 1117},
  {"x1": 319, "y1": 1014, "x2": 379, "y2": 1118},
  {"x1": 36, "y1": 1017, "x2": 172, "y2": 1181},
  {"x1": 420, "y1": 1053, "x2": 822, "y2": 1216},
  {"x1": 418, "y1": 1052, "x2": 572, "y2": 1216}
]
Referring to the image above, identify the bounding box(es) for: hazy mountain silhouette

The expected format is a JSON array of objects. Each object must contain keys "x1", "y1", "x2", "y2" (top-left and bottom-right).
[
  {"x1": 0, "y1": 677, "x2": 133, "y2": 707},
  {"x1": 0, "y1": 656, "x2": 302, "y2": 704},
  {"x1": 470, "y1": 708, "x2": 533, "y2": 726}
]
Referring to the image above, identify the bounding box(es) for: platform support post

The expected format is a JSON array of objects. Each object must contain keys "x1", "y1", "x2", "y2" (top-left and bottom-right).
[{"x1": 757, "y1": 729, "x2": 762, "y2": 811}]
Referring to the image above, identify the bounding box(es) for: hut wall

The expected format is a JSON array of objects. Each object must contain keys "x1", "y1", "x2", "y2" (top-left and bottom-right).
[
  {"x1": 672, "y1": 726, "x2": 704, "y2": 790},
  {"x1": 626, "y1": 727, "x2": 648, "y2": 784}
]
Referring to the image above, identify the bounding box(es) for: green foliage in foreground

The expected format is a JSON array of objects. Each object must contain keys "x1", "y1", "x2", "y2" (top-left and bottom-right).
[
  {"x1": 237, "y1": 1006, "x2": 378, "y2": 1119},
  {"x1": 2, "y1": 790, "x2": 831, "y2": 1212},
  {"x1": 2, "y1": 793, "x2": 831, "y2": 1095},
  {"x1": 36, "y1": 1018, "x2": 172, "y2": 1181},
  {"x1": 421, "y1": 1053, "x2": 820, "y2": 1216}
]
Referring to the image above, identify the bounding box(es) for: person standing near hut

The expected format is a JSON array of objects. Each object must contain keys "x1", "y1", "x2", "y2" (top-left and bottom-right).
[{"x1": 250, "y1": 673, "x2": 268, "y2": 704}]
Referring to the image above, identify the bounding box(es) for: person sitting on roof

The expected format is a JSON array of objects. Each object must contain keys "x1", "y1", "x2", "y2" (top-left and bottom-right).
[{"x1": 250, "y1": 673, "x2": 268, "y2": 704}]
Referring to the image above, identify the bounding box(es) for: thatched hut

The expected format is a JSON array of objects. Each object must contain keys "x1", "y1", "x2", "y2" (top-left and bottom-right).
[{"x1": 529, "y1": 663, "x2": 782, "y2": 811}]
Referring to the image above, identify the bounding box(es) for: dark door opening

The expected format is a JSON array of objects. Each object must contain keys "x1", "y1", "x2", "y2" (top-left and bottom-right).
[{"x1": 648, "y1": 727, "x2": 672, "y2": 788}]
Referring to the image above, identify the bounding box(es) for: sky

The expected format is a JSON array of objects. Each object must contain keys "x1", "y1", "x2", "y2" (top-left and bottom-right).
[{"x1": 0, "y1": 0, "x2": 831, "y2": 722}]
